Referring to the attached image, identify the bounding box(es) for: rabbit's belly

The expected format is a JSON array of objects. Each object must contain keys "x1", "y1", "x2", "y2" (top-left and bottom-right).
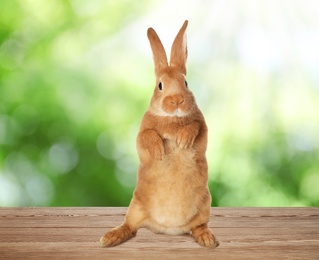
[
  {"x1": 148, "y1": 150, "x2": 201, "y2": 228},
  {"x1": 150, "y1": 196, "x2": 198, "y2": 229}
]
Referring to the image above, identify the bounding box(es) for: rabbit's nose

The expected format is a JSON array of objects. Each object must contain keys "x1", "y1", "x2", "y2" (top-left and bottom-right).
[
  {"x1": 171, "y1": 96, "x2": 184, "y2": 106},
  {"x1": 171, "y1": 100, "x2": 184, "y2": 105}
]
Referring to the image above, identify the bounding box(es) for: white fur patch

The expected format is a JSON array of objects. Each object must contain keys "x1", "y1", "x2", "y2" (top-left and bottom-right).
[{"x1": 152, "y1": 108, "x2": 187, "y2": 117}]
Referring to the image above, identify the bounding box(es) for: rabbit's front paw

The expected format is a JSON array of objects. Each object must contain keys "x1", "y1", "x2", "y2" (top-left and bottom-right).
[
  {"x1": 177, "y1": 127, "x2": 197, "y2": 149},
  {"x1": 139, "y1": 130, "x2": 165, "y2": 160},
  {"x1": 147, "y1": 138, "x2": 165, "y2": 160}
]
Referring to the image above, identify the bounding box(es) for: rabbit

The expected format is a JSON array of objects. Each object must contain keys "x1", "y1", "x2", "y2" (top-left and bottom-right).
[{"x1": 100, "y1": 20, "x2": 219, "y2": 249}]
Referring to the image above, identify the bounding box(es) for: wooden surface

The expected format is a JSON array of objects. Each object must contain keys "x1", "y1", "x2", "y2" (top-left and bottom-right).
[{"x1": 0, "y1": 207, "x2": 318, "y2": 259}]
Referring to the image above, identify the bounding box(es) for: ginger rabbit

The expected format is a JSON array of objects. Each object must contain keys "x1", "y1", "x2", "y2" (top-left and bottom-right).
[{"x1": 100, "y1": 20, "x2": 219, "y2": 249}]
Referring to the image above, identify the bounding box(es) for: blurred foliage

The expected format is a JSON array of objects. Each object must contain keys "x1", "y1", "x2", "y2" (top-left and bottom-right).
[{"x1": 0, "y1": 0, "x2": 318, "y2": 207}]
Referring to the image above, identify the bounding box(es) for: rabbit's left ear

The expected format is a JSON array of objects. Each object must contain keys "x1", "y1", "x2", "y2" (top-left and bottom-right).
[
  {"x1": 170, "y1": 20, "x2": 188, "y2": 75},
  {"x1": 147, "y1": 27, "x2": 168, "y2": 77}
]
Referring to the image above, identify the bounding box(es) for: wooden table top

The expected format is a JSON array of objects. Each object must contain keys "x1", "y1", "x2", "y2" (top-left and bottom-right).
[{"x1": 0, "y1": 207, "x2": 318, "y2": 259}]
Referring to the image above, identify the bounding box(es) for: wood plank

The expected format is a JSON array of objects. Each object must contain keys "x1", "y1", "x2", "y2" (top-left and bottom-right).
[
  {"x1": 0, "y1": 207, "x2": 318, "y2": 259},
  {"x1": 0, "y1": 227, "x2": 318, "y2": 243},
  {"x1": 1, "y1": 207, "x2": 317, "y2": 228}
]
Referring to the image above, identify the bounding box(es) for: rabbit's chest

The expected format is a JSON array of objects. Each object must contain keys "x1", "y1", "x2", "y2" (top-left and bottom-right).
[{"x1": 162, "y1": 138, "x2": 183, "y2": 154}]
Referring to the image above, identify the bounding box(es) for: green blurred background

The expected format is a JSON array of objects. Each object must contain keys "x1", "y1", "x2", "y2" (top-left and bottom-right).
[{"x1": 0, "y1": 0, "x2": 318, "y2": 207}]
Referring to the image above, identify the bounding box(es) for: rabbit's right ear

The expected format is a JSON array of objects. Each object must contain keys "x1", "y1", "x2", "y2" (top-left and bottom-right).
[
  {"x1": 170, "y1": 20, "x2": 188, "y2": 75},
  {"x1": 147, "y1": 27, "x2": 168, "y2": 76}
]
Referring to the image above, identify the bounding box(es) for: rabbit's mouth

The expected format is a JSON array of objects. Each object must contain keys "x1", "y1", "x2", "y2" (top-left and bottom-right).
[
  {"x1": 151, "y1": 107, "x2": 187, "y2": 117},
  {"x1": 171, "y1": 109, "x2": 186, "y2": 117}
]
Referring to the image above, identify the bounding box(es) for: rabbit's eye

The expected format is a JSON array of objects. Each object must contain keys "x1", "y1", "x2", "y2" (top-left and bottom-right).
[
  {"x1": 185, "y1": 80, "x2": 188, "y2": 88},
  {"x1": 158, "y1": 82, "x2": 163, "y2": 91}
]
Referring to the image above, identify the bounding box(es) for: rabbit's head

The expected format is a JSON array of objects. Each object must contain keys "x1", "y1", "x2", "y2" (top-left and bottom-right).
[{"x1": 147, "y1": 21, "x2": 197, "y2": 117}]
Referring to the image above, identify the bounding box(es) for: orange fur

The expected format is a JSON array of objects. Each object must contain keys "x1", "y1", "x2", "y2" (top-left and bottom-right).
[{"x1": 100, "y1": 20, "x2": 219, "y2": 249}]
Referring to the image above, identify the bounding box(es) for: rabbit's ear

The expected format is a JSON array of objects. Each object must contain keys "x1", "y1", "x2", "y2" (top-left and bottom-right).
[
  {"x1": 147, "y1": 27, "x2": 168, "y2": 76},
  {"x1": 170, "y1": 20, "x2": 188, "y2": 75}
]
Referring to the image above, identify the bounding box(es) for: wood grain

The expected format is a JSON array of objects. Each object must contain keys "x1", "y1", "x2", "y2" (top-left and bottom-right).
[{"x1": 0, "y1": 207, "x2": 318, "y2": 259}]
